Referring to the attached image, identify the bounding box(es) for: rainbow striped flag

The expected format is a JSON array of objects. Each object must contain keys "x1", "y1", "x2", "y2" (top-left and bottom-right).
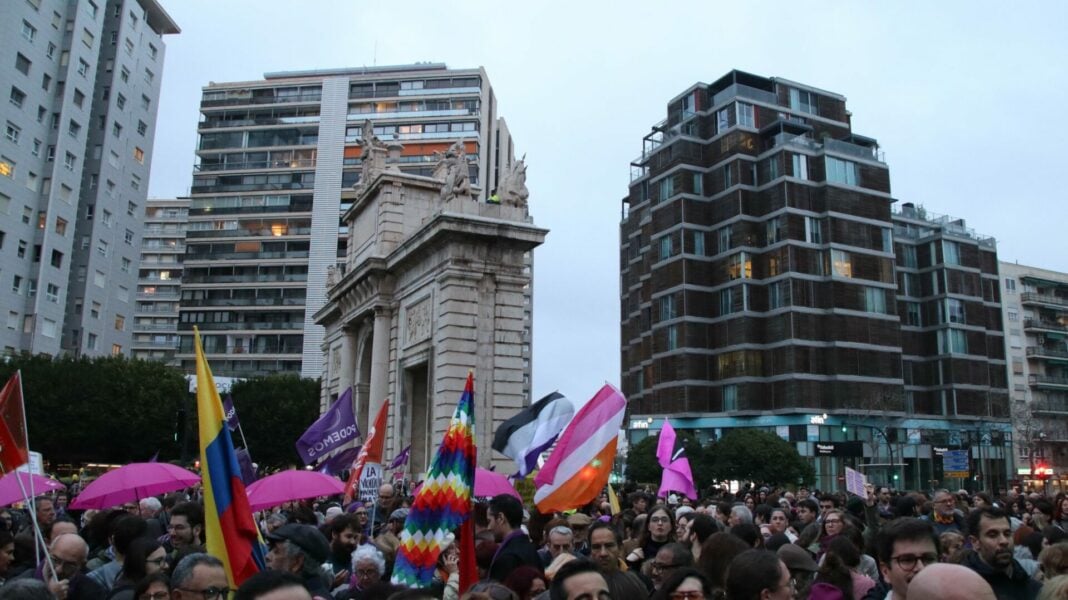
[
  {"x1": 391, "y1": 373, "x2": 476, "y2": 589},
  {"x1": 194, "y1": 327, "x2": 266, "y2": 587}
]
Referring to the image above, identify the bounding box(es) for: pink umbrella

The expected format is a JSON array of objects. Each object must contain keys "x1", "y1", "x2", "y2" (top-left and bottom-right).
[
  {"x1": 70, "y1": 463, "x2": 199, "y2": 509},
  {"x1": 245, "y1": 470, "x2": 345, "y2": 512},
  {"x1": 0, "y1": 471, "x2": 66, "y2": 507},
  {"x1": 474, "y1": 467, "x2": 520, "y2": 499}
]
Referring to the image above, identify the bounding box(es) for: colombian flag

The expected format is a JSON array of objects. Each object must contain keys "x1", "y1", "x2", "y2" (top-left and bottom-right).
[{"x1": 194, "y1": 327, "x2": 266, "y2": 587}]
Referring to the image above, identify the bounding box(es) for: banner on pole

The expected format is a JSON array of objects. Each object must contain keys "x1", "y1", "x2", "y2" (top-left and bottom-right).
[{"x1": 358, "y1": 463, "x2": 383, "y2": 504}]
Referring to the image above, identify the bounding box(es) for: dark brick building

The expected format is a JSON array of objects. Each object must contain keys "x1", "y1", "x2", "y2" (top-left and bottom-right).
[{"x1": 620, "y1": 70, "x2": 1011, "y2": 491}]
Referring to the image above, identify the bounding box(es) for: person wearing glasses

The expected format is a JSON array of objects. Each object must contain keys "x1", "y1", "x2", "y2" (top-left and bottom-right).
[
  {"x1": 650, "y1": 543, "x2": 693, "y2": 591},
  {"x1": 874, "y1": 517, "x2": 940, "y2": 600},
  {"x1": 626, "y1": 505, "x2": 675, "y2": 570},
  {"x1": 107, "y1": 538, "x2": 169, "y2": 600},
  {"x1": 921, "y1": 490, "x2": 965, "y2": 536},
  {"x1": 724, "y1": 549, "x2": 795, "y2": 600},
  {"x1": 37, "y1": 533, "x2": 106, "y2": 600},
  {"x1": 134, "y1": 573, "x2": 172, "y2": 600},
  {"x1": 170, "y1": 554, "x2": 231, "y2": 600},
  {"x1": 960, "y1": 506, "x2": 1042, "y2": 600}
]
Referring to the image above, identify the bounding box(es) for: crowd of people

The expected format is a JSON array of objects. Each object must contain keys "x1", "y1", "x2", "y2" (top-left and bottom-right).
[{"x1": 2, "y1": 481, "x2": 1068, "y2": 600}]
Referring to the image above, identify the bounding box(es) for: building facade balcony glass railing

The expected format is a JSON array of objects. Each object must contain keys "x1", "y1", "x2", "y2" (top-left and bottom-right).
[
  {"x1": 1031, "y1": 375, "x2": 1068, "y2": 388},
  {"x1": 181, "y1": 273, "x2": 306, "y2": 284},
  {"x1": 132, "y1": 339, "x2": 180, "y2": 349},
  {"x1": 179, "y1": 297, "x2": 305, "y2": 308},
  {"x1": 347, "y1": 108, "x2": 476, "y2": 121},
  {"x1": 194, "y1": 158, "x2": 316, "y2": 172},
  {"x1": 1027, "y1": 346, "x2": 1068, "y2": 360},
  {"x1": 184, "y1": 250, "x2": 309, "y2": 261},
  {"x1": 199, "y1": 115, "x2": 320, "y2": 129},
  {"x1": 1021, "y1": 292, "x2": 1068, "y2": 309},
  {"x1": 1024, "y1": 318, "x2": 1068, "y2": 333},
  {"x1": 343, "y1": 129, "x2": 478, "y2": 144},
  {"x1": 185, "y1": 227, "x2": 312, "y2": 239},
  {"x1": 712, "y1": 82, "x2": 779, "y2": 108},
  {"x1": 201, "y1": 93, "x2": 322, "y2": 107},
  {"x1": 177, "y1": 321, "x2": 303, "y2": 332}
]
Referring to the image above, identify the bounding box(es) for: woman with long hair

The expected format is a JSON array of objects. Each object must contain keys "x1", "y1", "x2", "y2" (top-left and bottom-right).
[
  {"x1": 111, "y1": 538, "x2": 168, "y2": 600},
  {"x1": 816, "y1": 509, "x2": 846, "y2": 560},
  {"x1": 626, "y1": 504, "x2": 675, "y2": 570}
]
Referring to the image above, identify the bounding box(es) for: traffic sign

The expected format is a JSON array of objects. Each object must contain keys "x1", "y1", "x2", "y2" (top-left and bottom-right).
[{"x1": 942, "y1": 449, "x2": 970, "y2": 478}]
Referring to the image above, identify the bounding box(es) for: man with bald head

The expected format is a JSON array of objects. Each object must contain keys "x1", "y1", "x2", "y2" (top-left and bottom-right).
[
  {"x1": 906, "y1": 563, "x2": 995, "y2": 600},
  {"x1": 37, "y1": 533, "x2": 106, "y2": 600}
]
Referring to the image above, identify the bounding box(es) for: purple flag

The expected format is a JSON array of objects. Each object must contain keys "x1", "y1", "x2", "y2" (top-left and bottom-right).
[
  {"x1": 387, "y1": 445, "x2": 410, "y2": 470},
  {"x1": 318, "y1": 445, "x2": 362, "y2": 475},
  {"x1": 235, "y1": 447, "x2": 257, "y2": 485},
  {"x1": 222, "y1": 394, "x2": 241, "y2": 432},
  {"x1": 295, "y1": 388, "x2": 359, "y2": 465}
]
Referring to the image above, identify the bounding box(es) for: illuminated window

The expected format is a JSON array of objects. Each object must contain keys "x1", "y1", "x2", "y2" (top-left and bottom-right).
[
  {"x1": 133, "y1": 147, "x2": 144, "y2": 163},
  {"x1": 831, "y1": 249, "x2": 852, "y2": 278},
  {"x1": 728, "y1": 252, "x2": 751, "y2": 280}
]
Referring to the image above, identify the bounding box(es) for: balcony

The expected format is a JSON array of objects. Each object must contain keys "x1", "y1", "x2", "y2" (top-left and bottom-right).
[
  {"x1": 177, "y1": 321, "x2": 303, "y2": 332},
  {"x1": 770, "y1": 133, "x2": 885, "y2": 163},
  {"x1": 184, "y1": 250, "x2": 309, "y2": 261},
  {"x1": 1027, "y1": 346, "x2": 1068, "y2": 361},
  {"x1": 199, "y1": 115, "x2": 320, "y2": 129},
  {"x1": 1021, "y1": 293, "x2": 1068, "y2": 310},
  {"x1": 1032, "y1": 399, "x2": 1068, "y2": 415},
  {"x1": 347, "y1": 108, "x2": 477, "y2": 121},
  {"x1": 134, "y1": 322, "x2": 177, "y2": 332},
  {"x1": 135, "y1": 306, "x2": 179, "y2": 315},
  {"x1": 194, "y1": 158, "x2": 316, "y2": 173},
  {"x1": 132, "y1": 339, "x2": 179, "y2": 349},
  {"x1": 711, "y1": 82, "x2": 778, "y2": 108},
  {"x1": 1024, "y1": 318, "x2": 1068, "y2": 334},
  {"x1": 181, "y1": 273, "x2": 306, "y2": 284},
  {"x1": 1030, "y1": 375, "x2": 1068, "y2": 389},
  {"x1": 141, "y1": 242, "x2": 186, "y2": 253},
  {"x1": 179, "y1": 297, "x2": 305, "y2": 308},
  {"x1": 185, "y1": 227, "x2": 312, "y2": 239},
  {"x1": 201, "y1": 93, "x2": 322, "y2": 108}
]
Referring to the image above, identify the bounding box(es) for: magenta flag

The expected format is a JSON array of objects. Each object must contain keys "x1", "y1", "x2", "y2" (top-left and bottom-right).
[{"x1": 656, "y1": 420, "x2": 697, "y2": 500}]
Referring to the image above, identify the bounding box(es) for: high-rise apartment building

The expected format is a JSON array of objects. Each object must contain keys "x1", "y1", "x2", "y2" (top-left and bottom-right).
[
  {"x1": 177, "y1": 64, "x2": 516, "y2": 380},
  {"x1": 620, "y1": 70, "x2": 1012, "y2": 491},
  {"x1": 1000, "y1": 262, "x2": 1068, "y2": 488},
  {"x1": 131, "y1": 197, "x2": 186, "y2": 362},
  {"x1": 1, "y1": 0, "x2": 178, "y2": 358}
]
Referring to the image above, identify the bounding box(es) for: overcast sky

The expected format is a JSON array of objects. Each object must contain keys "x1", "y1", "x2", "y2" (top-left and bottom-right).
[{"x1": 147, "y1": 0, "x2": 1068, "y2": 404}]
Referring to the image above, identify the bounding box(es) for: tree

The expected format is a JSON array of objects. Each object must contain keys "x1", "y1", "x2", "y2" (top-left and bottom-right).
[
  {"x1": 706, "y1": 429, "x2": 814, "y2": 486},
  {"x1": 1, "y1": 353, "x2": 187, "y2": 465},
  {"x1": 226, "y1": 374, "x2": 320, "y2": 469}
]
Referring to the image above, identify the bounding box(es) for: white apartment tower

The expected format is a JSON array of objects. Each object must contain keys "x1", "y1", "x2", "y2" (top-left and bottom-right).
[{"x1": 1, "y1": 0, "x2": 178, "y2": 357}]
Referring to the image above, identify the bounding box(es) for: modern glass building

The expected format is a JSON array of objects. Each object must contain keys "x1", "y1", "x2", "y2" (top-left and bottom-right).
[
  {"x1": 620, "y1": 70, "x2": 1011, "y2": 492},
  {"x1": 176, "y1": 64, "x2": 519, "y2": 381}
]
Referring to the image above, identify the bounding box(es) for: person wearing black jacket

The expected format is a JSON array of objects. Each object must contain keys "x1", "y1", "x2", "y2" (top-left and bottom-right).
[
  {"x1": 487, "y1": 494, "x2": 541, "y2": 582},
  {"x1": 963, "y1": 506, "x2": 1041, "y2": 600}
]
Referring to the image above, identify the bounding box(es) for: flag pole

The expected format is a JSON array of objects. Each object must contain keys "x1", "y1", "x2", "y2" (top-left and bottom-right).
[{"x1": 9, "y1": 371, "x2": 57, "y2": 580}]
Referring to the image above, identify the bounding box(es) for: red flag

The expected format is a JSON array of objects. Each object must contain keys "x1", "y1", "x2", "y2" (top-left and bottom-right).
[
  {"x1": 458, "y1": 512, "x2": 478, "y2": 595},
  {"x1": 344, "y1": 399, "x2": 389, "y2": 503},
  {"x1": 0, "y1": 372, "x2": 29, "y2": 472}
]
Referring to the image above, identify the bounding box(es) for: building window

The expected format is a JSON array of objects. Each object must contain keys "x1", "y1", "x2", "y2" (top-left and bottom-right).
[
  {"x1": 148, "y1": 43, "x2": 158, "y2": 59},
  {"x1": 45, "y1": 283, "x2": 59, "y2": 303},
  {"x1": 720, "y1": 288, "x2": 733, "y2": 316},
  {"x1": 1007, "y1": 309, "x2": 1019, "y2": 322},
  {"x1": 826, "y1": 156, "x2": 858, "y2": 186},
  {"x1": 137, "y1": 120, "x2": 147, "y2": 136},
  {"x1": 944, "y1": 298, "x2": 966, "y2": 324},
  {"x1": 718, "y1": 225, "x2": 732, "y2": 253},
  {"x1": 111, "y1": 344, "x2": 122, "y2": 356},
  {"x1": 943, "y1": 240, "x2": 961, "y2": 266},
  {"x1": 768, "y1": 280, "x2": 790, "y2": 309},
  {"x1": 905, "y1": 301, "x2": 922, "y2": 326},
  {"x1": 666, "y1": 325, "x2": 678, "y2": 350},
  {"x1": 722, "y1": 385, "x2": 738, "y2": 411},
  {"x1": 68, "y1": 120, "x2": 81, "y2": 138},
  {"x1": 831, "y1": 249, "x2": 852, "y2": 278},
  {"x1": 716, "y1": 107, "x2": 730, "y2": 134},
  {"x1": 124, "y1": 229, "x2": 134, "y2": 244},
  {"x1": 864, "y1": 287, "x2": 888, "y2": 314},
  {"x1": 1005, "y1": 278, "x2": 1016, "y2": 293},
  {"x1": 22, "y1": 20, "x2": 37, "y2": 42},
  {"x1": 11, "y1": 276, "x2": 23, "y2": 294},
  {"x1": 120, "y1": 66, "x2": 130, "y2": 82},
  {"x1": 659, "y1": 295, "x2": 677, "y2": 321},
  {"x1": 49, "y1": 249, "x2": 62, "y2": 268},
  {"x1": 938, "y1": 329, "x2": 968, "y2": 354},
  {"x1": 805, "y1": 216, "x2": 822, "y2": 244},
  {"x1": 77, "y1": 59, "x2": 90, "y2": 76},
  {"x1": 791, "y1": 154, "x2": 808, "y2": 179},
  {"x1": 736, "y1": 102, "x2": 755, "y2": 128},
  {"x1": 723, "y1": 164, "x2": 733, "y2": 189},
  {"x1": 141, "y1": 95, "x2": 150, "y2": 110},
  {"x1": 693, "y1": 231, "x2": 706, "y2": 256},
  {"x1": 728, "y1": 252, "x2": 751, "y2": 280},
  {"x1": 112, "y1": 122, "x2": 122, "y2": 138},
  {"x1": 901, "y1": 245, "x2": 918, "y2": 268},
  {"x1": 659, "y1": 236, "x2": 673, "y2": 260},
  {"x1": 102, "y1": 210, "x2": 112, "y2": 226},
  {"x1": 658, "y1": 177, "x2": 673, "y2": 202},
  {"x1": 789, "y1": 88, "x2": 817, "y2": 115},
  {"x1": 87, "y1": 333, "x2": 97, "y2": 350},
  {"x1": 133, "y1": 147, "x2": 144, "y2": 163},
  {"x1": 73, "y1": 89, "x2": 85, "y2": 108},
  {"x1": 15, "y1": 53, "x2": 31, "y2": 75},
  {"x1": 90, "y1": 301, "x2": 101, "y2": 317},
  {"x1": 144, "y1": 68, "x2": 154, "y2": 84},
  {"x1": 120, "y1": 257, "x2": 131, "y2": 272},
  {"x1": 692, "y1": 172, "x2": 703, "y2": 195},
  {"x1": 124, "y1": 38, "x2": 135, "y2": 54},
  {"x1": 4, "y1": 123, "x2": 20, "y2": 144},
  {"x1": 63, "y1": 152, "x2": 75, "y2": 170},
  {"x1": 54, "y1": 217, "x2": 67, "y2": 235},
  {"x1": 10, "y1": 87, "x2": 26, "y2": 108},
  {"x1": 766, "y1": 216, "x2": 785, "y2": 245},
  {"x1": 114, "y1": 315, "x2": 125, "y2": 331},
  {"x1": 41, "y1": 318, "x2": 58, "y2": 338},
  {"x1": 81, "y1": 28, "x2": 95, "y2": 48},
  {"x1": 116, "y1": 93, "x2": 126, "y2": 109}
]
